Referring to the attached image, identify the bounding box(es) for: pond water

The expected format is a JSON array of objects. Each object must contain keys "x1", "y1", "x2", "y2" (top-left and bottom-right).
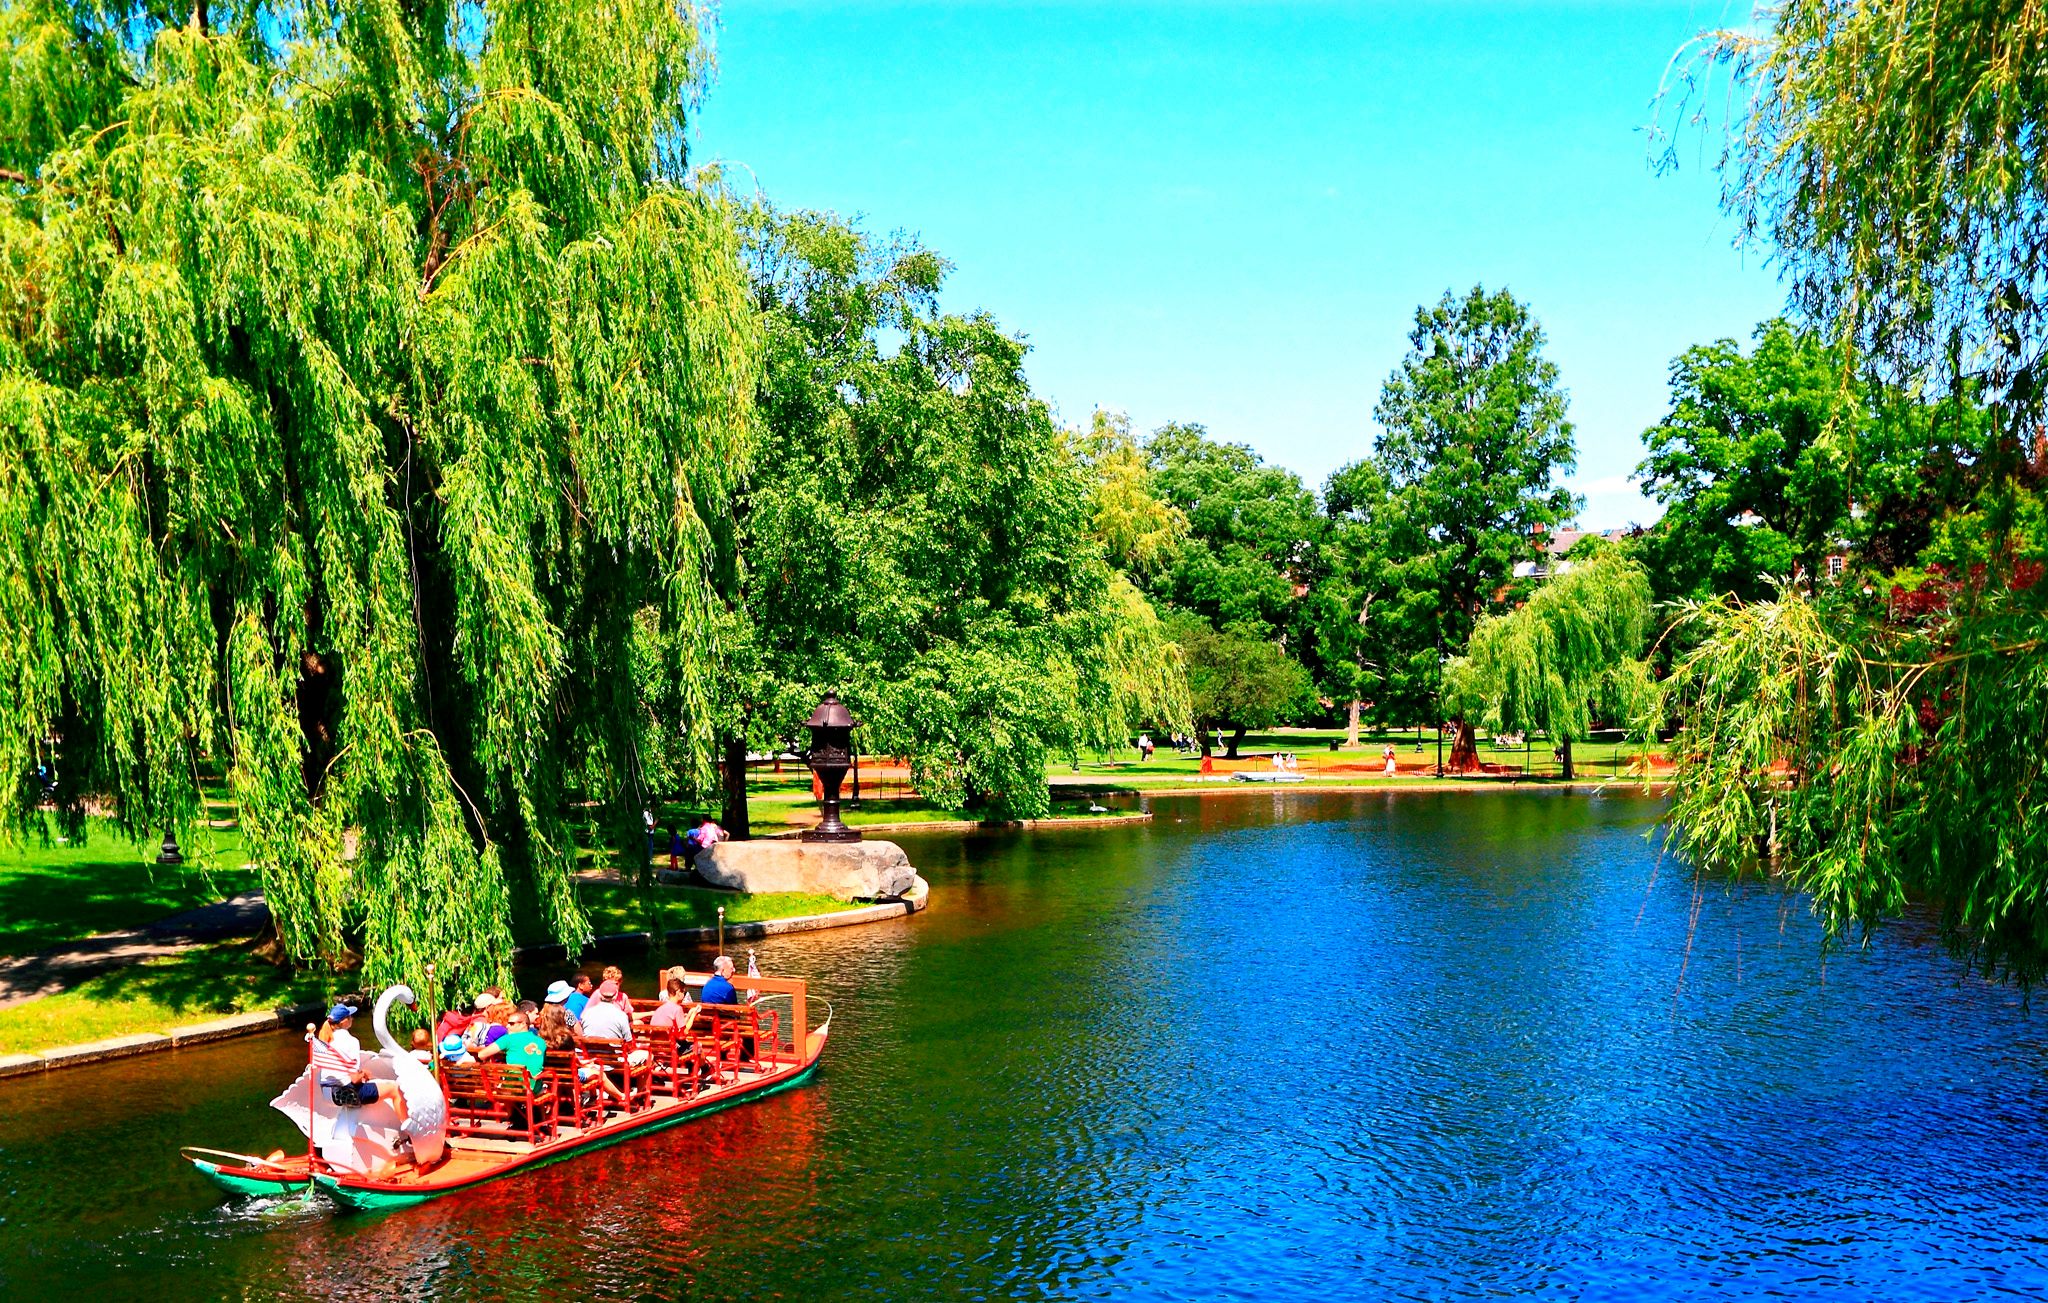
[{"x1": 3, "y1": 791, "x2": 2046, "y2": 1299}]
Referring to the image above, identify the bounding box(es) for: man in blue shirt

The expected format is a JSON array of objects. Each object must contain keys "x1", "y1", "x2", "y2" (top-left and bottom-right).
[
  {"x1": 563, "y1": 973, "x2": 593, "y2": 1019},
  {"x1": 700, "y1": 955, "x2": 741, "y2": 1005}
]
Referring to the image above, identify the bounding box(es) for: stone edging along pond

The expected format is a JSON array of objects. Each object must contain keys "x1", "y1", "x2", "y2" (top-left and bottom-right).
[{"x1": 0, "y1": 877, "x2": 931, "y2": 1085}]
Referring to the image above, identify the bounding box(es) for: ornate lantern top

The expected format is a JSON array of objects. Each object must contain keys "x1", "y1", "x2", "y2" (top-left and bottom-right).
[{"x1": 804, "y1": 692, "x2": 857, "y2": 732}]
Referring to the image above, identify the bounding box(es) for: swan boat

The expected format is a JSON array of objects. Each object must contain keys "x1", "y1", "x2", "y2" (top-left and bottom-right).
[{"x1": 184, "y1": 970, "x2": 828, "y2": 1212}]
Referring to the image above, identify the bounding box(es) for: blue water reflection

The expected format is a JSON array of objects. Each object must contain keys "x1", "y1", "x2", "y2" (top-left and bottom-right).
[{"x1": 2, "y1": 790, "x2": 2044, "y2": 1299}]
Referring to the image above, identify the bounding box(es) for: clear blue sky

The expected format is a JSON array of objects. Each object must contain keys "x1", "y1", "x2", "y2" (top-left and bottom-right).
[{"x1": 695, "y1": 1, "x2": 1784, "y2": 529}]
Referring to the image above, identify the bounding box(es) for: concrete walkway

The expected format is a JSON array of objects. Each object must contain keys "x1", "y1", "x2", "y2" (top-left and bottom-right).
[{"x1": 0, "y1": 891, "x2": 272, "y2": 1011}]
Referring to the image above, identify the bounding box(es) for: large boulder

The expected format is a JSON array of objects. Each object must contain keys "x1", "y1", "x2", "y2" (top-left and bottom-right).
[{"x1": 698, "y1": 839, "x2": 919, "y2": 901}]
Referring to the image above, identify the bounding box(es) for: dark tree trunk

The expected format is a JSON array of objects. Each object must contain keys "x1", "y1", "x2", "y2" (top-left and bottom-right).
[
  {"x1": 1226, "y1": 726, "x2": 1245, "y2": 759},
  {"x1": 1198, "y1": 729, "x2": 1213, "y2": 758},
  {"x1": 1447, "y1": 718, "x2": 1480, "y2": 772},
  {"x1": 1559, "y1": 734, "x2": 1574, "y2": 782},
  {"x1": 720, "y1": 732, "x2": 751, "y2": 840}
]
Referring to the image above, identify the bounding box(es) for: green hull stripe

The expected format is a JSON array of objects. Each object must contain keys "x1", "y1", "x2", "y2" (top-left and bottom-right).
[
  {"x1": 192, "y1": 1160, "x2": 311, "y2": 1198},
  {"x1": 316, "y1": 1061, "x2": 821, "y2": 1213}
]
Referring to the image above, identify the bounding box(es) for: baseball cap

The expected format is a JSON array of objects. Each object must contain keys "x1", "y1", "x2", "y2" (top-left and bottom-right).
[
  {"x1": 472, "y1": 992, "x2": 495, "y2": 1011},
  {"x1": 327, "y1": 1003, "x2": 357, "y2": 1022},
  {"x1": 596, "y1": 979, "x2": 619, "y2": 999}
]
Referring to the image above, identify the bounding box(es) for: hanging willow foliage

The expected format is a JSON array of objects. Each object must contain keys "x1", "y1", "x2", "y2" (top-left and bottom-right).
[
  {"x1": 0, "y1": 2, "x2": 757, "y2": 1003},
  {"x1": 1651, "y1": 0, "x2": 2048, "y2": 977}
]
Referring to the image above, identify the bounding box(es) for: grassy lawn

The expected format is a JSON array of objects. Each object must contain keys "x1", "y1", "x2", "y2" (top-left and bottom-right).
[
  {"x1": 1048, "y1": 727, "x2": 1662, "y2": 790},
  {"x1": 520, "y1": 882, "x2": 865, "y2": 945},
  {"x1": 0, "y1": 817, "x2": 257, "y2": 956},
  {"x1": 0, "y1": 941, "x2": 327, "y2": 1056}
]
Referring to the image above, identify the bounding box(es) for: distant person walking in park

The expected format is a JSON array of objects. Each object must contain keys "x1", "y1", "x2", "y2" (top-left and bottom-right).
[
  {"x1": 1137, "y1": 733, "x2": 1154, "y2": 761},
  {"x1": 1383, "y1": 744, "x2": 1397, "y2": 777}
]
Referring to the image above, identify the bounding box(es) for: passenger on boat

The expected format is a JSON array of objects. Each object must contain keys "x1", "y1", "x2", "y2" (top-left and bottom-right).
[
  {"x1": 317, "y1": 1003, "x2": 394, "y2": 1114},
  {"x1": 458, "y1": 989, "x2": 503, "y2": 1050},
  {"x1": 648, "y1": 977, "x2": 695, "y2": 1029},
  {"x1": 434, "y1": 1004, "x2": 475, "y2": 1043},
  {"x1": 495, "y1": 1009, "x2": 548, "y2": 1083},
  {"x1": 577, "y1": 981, "x2": 633, "y2": 1041},
  {"x1": 564, "y1": 974, "x2": 594, "y2": 1019},
  {"x1": 544, "y1": 979, "x2": 574, "y2": 1010},
  {"x1": 700, "y1": 956, "x2": 741, "y2": 1006},
  {"x1": 537, "y1": 1003, "x2": 630, "y2": 1110},
  {"x1": 473, "y1": 1001, "x2": 517, "y2": 1058},
  {"x1": 439, "y1": 1034, "x2": 474, "y2": 1067},
  {"x1": 409, "y1": 1028, "x2": 434, "y2": 1064}
]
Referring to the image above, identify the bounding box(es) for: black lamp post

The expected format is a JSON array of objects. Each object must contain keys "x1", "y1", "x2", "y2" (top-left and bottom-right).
[{"x1": 801, "y1": 692, "x2": 862, "y2": 843}]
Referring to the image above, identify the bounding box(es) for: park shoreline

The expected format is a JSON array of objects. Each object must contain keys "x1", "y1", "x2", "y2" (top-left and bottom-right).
[
  {"x1": 1, "y1": 784, "x2": 1659, "y2": 1079},
  {"x1": 0, "y1": 877, "x2": 930, "y2": 1084}
]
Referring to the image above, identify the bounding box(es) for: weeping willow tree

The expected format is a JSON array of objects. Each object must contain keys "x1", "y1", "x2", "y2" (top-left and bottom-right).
[
  {"x1": 1654, "y1": 0, "x2": 2048, "y2": 977},
  {"x1": 1442, "y1": 551, "x2": 1654, "y2": 779},
  {"x1": 0, "y1": 1, "x2": 757, "y2": 1002}
]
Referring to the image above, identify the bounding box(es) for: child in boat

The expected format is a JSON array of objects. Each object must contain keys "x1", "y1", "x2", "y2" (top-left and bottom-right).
[
  {"x1": 409, "y1": 1028, "x2": 434, "y2": 1064},
  {"x1": 439, "y1": 1034, "x2": 474, "y2": 1067}
]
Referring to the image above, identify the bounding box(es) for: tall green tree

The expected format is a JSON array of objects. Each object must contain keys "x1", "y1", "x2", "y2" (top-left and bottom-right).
[
  {"x1": 1656, "y1": 0, "x2": 2048, "y2": 978},
  {"x1": 1171, "y1": 618, "x2": 1314, "y2": 758},
  {"x1": 1143, "y1": 422, "x2": 1320, "y2": 643},
  {"x1": 718, "y1": 211, "x2": 1186, "y2": 825},
  {"x1": 1443, "y1": 552, "x2": 1654, "y2": 779},
  {"x1": 1357, "y1": 286, "x2": 1579, "y2": 761},
  {"x1": 0, "y1": 2, "x2": 757, "y2": 1001},
  {"x1": 1633, "y1": 318, "x2": 1991, "y2": 603}
]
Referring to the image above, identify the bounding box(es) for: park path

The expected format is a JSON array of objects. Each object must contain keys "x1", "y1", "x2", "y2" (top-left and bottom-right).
[{"x1": 0, "y1": 892, "x2": 272, "y2": 1010}]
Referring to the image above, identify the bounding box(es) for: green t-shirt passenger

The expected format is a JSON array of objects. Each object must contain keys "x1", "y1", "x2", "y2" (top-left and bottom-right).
[{"x1": 494, "y1": 1030, "x2": 548, "y2": 1085}]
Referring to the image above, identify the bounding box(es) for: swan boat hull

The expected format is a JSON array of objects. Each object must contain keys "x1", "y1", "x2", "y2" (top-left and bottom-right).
[
  {"x1": 313, "y1": 1027, "x2": 828, "y2": 1213},
  {"x1": 184, "y1": 1149, "x2": 315, "y2": 1198}
]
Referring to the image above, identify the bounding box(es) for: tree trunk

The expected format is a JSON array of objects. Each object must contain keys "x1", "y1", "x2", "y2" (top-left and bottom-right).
[
  {"x1": 1345, "y1": 699, "x2": 1361, "y2": 748},
  {"x1": 1226, "y1": 726, "x2": 1245, "y2": 759},
  {"x1": 720, "y1": 732, "x2": 751, "y2": 840},
  {"x1": 1198, "y1": 729, "x2": 1213, "y2": 758},
  {"x1": 1447, "y1": 718, "x2": 1480, "y2": 772},
  {"x1": 1559, "y1": 734, "x2": 1574, "y2": 782}
]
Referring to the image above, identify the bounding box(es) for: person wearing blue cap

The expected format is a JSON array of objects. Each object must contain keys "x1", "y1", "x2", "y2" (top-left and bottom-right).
[
  {"x1": 314, "y1": 1002, "x2": 384, "y2": 1107},
  {"x1": 439, "y1": 1034, "x2": 474, "y2": 1066}
]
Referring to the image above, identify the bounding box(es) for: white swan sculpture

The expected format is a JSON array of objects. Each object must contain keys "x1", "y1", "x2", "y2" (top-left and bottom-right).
[
  {"x1": 372, "y1": 984, "x2": 447, "y2": 1167},
  {"x1": 269, "y1": 984, "x2": 446, "y2": 1173}
]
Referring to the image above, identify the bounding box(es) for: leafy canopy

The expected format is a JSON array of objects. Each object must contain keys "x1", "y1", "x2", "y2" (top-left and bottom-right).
[
  {"x1": 0, "y1": 1, "x2": 757, "y2": 1002},
  {"x1": 724, "y1": 210, "x2": 1186, "y2": 818}
]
